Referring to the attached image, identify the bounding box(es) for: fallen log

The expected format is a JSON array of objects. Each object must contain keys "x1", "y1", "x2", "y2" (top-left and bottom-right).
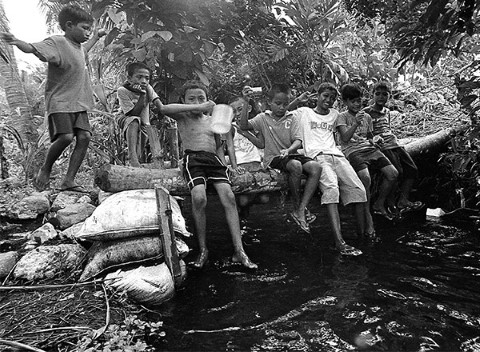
[
  {"x1": 95, "y1": 126, "x2": 464, "y2": 194},
  {"x1": 95, "y1": 165, "x2": 287, "y2": 195}
]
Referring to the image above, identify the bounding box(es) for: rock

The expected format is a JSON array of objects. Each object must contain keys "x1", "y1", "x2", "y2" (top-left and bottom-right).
[
  {"x1": 13, "y1": 244, "x2": 86, "y2": 281},
  {"x1": 60, "y1": 222, "x2": 85, "y2": 240},
  {"x1": 98, "y1": 190, "x2": 113, "y2": 204},
  {"x1": 28, "y1": 223, "x2": 58, "y2": 244},
  {"x1": 6, "y1": 193, "x2": 50, "y2": 220},
  {"x1": 0, "y1": 251, "x2": 19, "y2": 279},
  {"x1": 56, "y1": 203, "x2": 96, "y2": 230},
  {"x1": 51, "y1": 192, "x2": 91, "y2": 212}
]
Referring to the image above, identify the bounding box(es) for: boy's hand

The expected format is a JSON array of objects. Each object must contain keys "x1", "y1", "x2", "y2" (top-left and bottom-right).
[
  {"x1": 354, "y1": 111, "x2": 366, "y2": 125},
  {"x1": 97, "y1": 29, "x2": 107, "y2": 38},
  {"x1": 280, "y1": 148, "x2": 290, "y2": 158},
  {"x1": 372, "y1": 135, "x2": 384, "y2": 146},
  {"x1": 132, "y1": 84, "x2": 146, "y2": 92},
  {"x1": 199, "y1": 100, "x2": 215, "y2": 113},
  {"x1": 1, "y1": 32, "x2": 16, "y2": 44},
  {"x1": 296, "y1": 92, "x2": 311, "y2": 104},
  {"x1": 233, "y1": 166, "x2": 245, "y2": 175}
]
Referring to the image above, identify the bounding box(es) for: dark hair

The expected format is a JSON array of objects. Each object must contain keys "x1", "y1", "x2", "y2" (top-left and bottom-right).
[
  {"x1": 268, "y1": 83, "x2": 291, "y2": 99},
  {"x1": 58, "y1": 5, "x2": 93, "y2": 31},
  {"x1": 317, "y1": 82, "x2": 338, "y2": 96},
  {"x1": 228, "y1": 96, "x2": 247, "y2": 105},
  {"x1": 340, "y1": 83, "x2": 362, "y2": 100},
  {"x1": 372, "y1": 81, "x2": 392, "y2": 94},
  {"x1": 126, "y1": 62, "x2": 151, "y2": 77},
  {"x1": 180, "y1": 80, "x2": 209, "y2": 100}
]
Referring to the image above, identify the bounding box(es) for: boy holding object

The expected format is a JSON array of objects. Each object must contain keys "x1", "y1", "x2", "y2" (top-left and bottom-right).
[
  {"x1": 117, "y1": 62, "x2": 213, "y2": 167},
  {"x1": 170, "y1": 80, "x2": 257, "y2": 270},
  {"x1": 1, "y1": 5, "x2": 104, "y2": 192},
  {"x1": 291, "y1": 83, "x2": 365, "y2": 255},
  {"x1": 239, "y1": 84, "x2": 321, "y2": 234}
]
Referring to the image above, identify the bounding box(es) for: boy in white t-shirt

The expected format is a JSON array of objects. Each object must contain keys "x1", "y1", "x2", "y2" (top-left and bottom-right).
[{"x1": 291, "y1": 82, "x2": 366, "y2": 256}]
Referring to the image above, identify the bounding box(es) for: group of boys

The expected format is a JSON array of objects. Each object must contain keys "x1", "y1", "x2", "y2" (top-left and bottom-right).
[{"x1": 2, "y1": 5, "x2": 422, "y2": 271}]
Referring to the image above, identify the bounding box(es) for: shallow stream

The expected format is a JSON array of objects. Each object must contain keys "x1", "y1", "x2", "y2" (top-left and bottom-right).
[{"x1": 152, "y1": 195, "x2": 480, "y2": 351}]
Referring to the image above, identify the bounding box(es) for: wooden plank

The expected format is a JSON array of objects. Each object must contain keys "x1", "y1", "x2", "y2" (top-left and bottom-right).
[
  {"x1": 155, "y1": 186, "x2": 183, "y2": 288},
  {"x1": 145, "y1": 125, "x2": 164, "y2": 168}
]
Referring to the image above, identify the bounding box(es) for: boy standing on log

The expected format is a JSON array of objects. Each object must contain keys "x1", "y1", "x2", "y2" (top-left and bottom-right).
[
  {"x1": 171, "y1": 80, "x2": 257, "y2": 270},
  {"x1": 336, "y1": 83, "x2": 399, "y2": 236},
  {"x1": 290, "y1": 82, "x2": 365, "y2": 255},
  {"x1": 364, "y1": 81, "x2": 424, "y2": 214},
  {"x1": 239, "y1": 84, "x2": 321, "y2": 234},
  {"x1": 117, "y1": 63, "x2": 214, "y2": 167},
  {"x1": 1, "y1": 5, "x2": 105, "y2": 192}
]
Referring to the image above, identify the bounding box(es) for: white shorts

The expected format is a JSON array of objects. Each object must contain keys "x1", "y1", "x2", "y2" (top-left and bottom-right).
[{"x1": 315, "y1": 154, "x2": 366, "y2": 205}]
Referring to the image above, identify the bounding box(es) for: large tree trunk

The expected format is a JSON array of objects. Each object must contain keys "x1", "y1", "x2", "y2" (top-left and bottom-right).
[{"x1": 95, "y1": 126, "x2": 463, "y2": 194}]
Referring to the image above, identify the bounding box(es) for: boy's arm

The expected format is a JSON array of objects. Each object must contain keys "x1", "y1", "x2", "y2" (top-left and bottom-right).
[
  {"x1": 153, "y1": 99, "x2": 215, "y2": 118},
  {"x1": 215, "y1": 134, "x2": 228, "y2": 165},
  {"x1": 1, "y1": 33, "x2": 36, "y2": 53},
  {"x1": 280, "y1": 139, "x2": 303, "y2": 157},
  {"x1": 236, "y1": 128, "x2": 265, "y2": 148},
  {"x1": 238, "y1": 99, "x2": 255, "y2": 130},
  {"x1": 337, "y1": 111, "x2": 364, "y2": 143},
  {"x1": 84, "y1": 28, "x2": 107, "y2": 52},
  {"x1": 288, "y1": 91, "x2": 311, "y2": 110}
]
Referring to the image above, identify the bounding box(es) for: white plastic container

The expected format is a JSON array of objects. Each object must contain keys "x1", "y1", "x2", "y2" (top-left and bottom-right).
[{"x1": 210, "y1": 104, "x2": 234, "y2": 134}]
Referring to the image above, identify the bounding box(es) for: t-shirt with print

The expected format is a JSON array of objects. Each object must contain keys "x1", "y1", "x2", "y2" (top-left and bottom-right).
[
  {"x1": 232, "y1": 125, "x2": 261, "y2": 164},
  {"x1": 117, "y1": 84, "x2": 159, "y2": 123},
  {"x1": 336, "y1": 110, "x2": 375, "y2": 158},
  {"x1": 363, "y1": 105, "x2": 399, "y2": 150},
  {"x1": 249, "y1": 110, "x2": 294, "y2": 167},
  {"x1": 31, "y1": 35, "x2": 94, "y2": 115},
  {"x1": 291, "y1": 107, "x2": 344, "y2": 158}
]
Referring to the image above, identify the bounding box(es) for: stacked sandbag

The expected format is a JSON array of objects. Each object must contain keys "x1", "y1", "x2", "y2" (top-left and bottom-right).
[
  {"x1": 80, "y1": 235, "x2": 189, "y2": 282},
  {"x1": 75, "y1": 189, "x2": 191, "y2": 242},
  {"x1": 105, "y1": 261, "x2": 186, "y2": 306}
]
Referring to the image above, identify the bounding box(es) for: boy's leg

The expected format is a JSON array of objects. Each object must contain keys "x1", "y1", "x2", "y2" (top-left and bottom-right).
[
  {"x1": 375, "y1": 164, "x2": 398, "y2": 213},
  {"x1": 356, "y1": 169, "x2": 374, "y2": 235},
  {"x1": 213, "y1": 182, "x2": 257, "y2": 269},
  {"x1": 238, "y1": 194, "x2": 250, "y2": 220},
  {"x1": 325, "y1": 203, "x2": 344, "y2": 248},
  {"x1": 285, "y1": 159, "x2": 305, "y2": 220},
  {"x1": 297, "y1": 160, "x2": 321, "y2": 218},
  {"x1": 59, "y1": 130, "x2": 91, "y2": 190},
  {"x1": 126, "y1": 120, "x2": 141, "y2": 167},
  {"x1": 35, "y1": 133, "x2": 74, "y2": 190},
  {"x1": 190, "y1": 184, "x2": 209, "y2": 268}
]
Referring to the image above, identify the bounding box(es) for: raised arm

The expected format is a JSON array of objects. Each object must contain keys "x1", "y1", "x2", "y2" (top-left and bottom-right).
[
  {"x1": 84, "y1": 28, "x2": 107, "y2": 52},
  {"x1": 238, "y1": 99, "x2": 255, "y2": 130},
  {"x1": 337, "y1": 111, "x2": 365, "y2": 143},
  {"x1": 1, "y1": 33, "x2": 36, "y2": 53},
  {"x1": 154, "y1": 99, "x2": 215, "y2": 119}
]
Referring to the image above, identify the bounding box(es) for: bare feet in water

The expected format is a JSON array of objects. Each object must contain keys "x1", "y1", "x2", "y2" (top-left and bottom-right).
[
  {"x1": 232, "y1": 251, "x2": 258, "y2": 269},
  {"x1": 191, "y1": 249, "x2": 209, "y2": 269}
]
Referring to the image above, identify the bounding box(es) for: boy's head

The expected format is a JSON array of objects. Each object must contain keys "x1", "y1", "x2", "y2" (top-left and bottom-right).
[
  {"x1": 180, "y1": 80, "x2": 209, "y2": 116},
  {"x1": 58, "y1": 6, "x2": 93, "y2": 43},
  {"x1": 229, "y1": 96, "x2": 250, "y2": 122},
  {"x1": 316, "y1": 82, "x2": 338, "y2": 114},
  {"x1": 268, "y1": 83, "x2": 291, "y2": 118},
  {"x1": 341, "y1": 83, "x2": 363, "y2": 114},
  {"x1": 126, "y1": 62, "x2": 151, "y2": 89},
  {"x1": 372, "y1": 81, "x2": 391, "y2": 108}
]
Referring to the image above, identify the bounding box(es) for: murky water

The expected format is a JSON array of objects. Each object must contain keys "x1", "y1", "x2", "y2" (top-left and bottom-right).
[{"x1": 149, "y1": 194, "x2": 480, "y2": 351}]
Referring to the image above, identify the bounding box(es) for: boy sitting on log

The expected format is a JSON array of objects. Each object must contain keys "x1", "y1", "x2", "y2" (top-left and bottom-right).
[
  {"x1": 222, "y1": 96, "x2": 269, "y2": 221},
  {"x1": 169, "y1": 80, "x2": 257, "y2": 270},
  {"x1": 239, "y1": 83, "x2": 321, "y2": 234},
  {"x1": 364, "y1": 81, "x2": 424, "y2": 215},
  {"x1": 336, "y1": 83, "x2": 399, "y2": 235},
  {"x1": 116, "y1": 62, "x2": 213, "y2": 167}
]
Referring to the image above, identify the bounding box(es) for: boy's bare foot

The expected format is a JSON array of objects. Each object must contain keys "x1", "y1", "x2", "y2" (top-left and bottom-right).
[
  {"x1": 191, "y1": 249, "x2": 209, "y2": 269},
  {"x1": 33, "y1": 168, "x2": 50, "y2": 191},
  {"x1": 232, "y1": 251, "x2": 258, "y2": 269}
]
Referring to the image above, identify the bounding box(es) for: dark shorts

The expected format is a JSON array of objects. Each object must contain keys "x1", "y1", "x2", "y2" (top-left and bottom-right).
[
  {"x1": 270, "y1": 154, "x2": 314, "y2": 172},
  {"x1": 382, "y1": 147, "x2": 418, "y2": 179},
  {"x1": 183, "y1": 150, "x2": 231, "y2": 190},
  {"x1": 348, "y1": 148, "x2": 392, "y2": 172},
  {"x1": 48, "y1": 111, "x2": 91, "y2": 142}
]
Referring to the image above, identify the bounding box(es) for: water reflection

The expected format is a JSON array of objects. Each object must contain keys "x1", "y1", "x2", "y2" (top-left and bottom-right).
[{"x1": 154, "y1": 197, "x2": 480, "y2": 351}]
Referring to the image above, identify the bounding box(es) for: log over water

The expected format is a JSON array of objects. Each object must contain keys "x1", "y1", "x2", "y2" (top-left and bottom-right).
[{"x1": 95, "y1": 127, "x2": 463, "y2": 195}]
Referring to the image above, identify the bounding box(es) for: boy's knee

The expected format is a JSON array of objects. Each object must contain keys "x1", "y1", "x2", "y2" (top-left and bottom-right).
[
  {"x1": 57, "y1": 133, "x2": 75, "y2": 145},
  {"x1": 286, "y1": 160, "x2": 302, "y2": 176},
  {"x1": 76, "y1": 130, "x2": 91, "y2": 143},
  {"x1": 384, "y1": 166, "x2": 399, "y2": 181}
]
